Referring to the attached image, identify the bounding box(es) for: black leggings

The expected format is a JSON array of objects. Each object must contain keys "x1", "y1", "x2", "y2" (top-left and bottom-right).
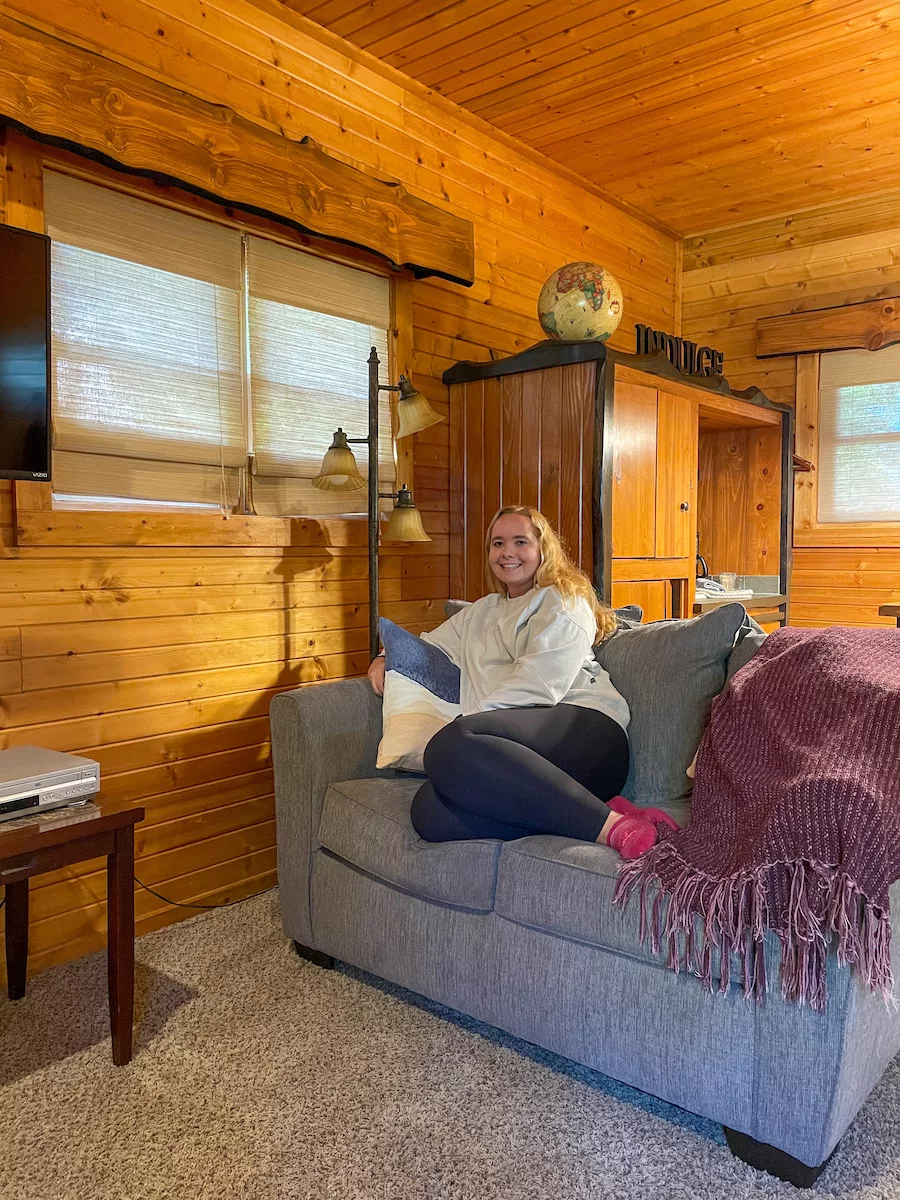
[{"x1": 410, "y1": 704, "x2": 629, "y2": 843}]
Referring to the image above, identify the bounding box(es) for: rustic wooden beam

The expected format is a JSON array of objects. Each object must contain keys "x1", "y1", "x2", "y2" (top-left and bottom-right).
[
  {"x1": 756, "y1": 297, "x2": 900, "y2": 357},
  {"x1": 0, "y1": 12, "x2": 475, "y2": 286}
]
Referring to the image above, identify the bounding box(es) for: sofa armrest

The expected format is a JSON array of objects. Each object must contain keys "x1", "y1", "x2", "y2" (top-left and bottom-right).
[{"x1": 270, "y1": 678, "x2": 382, "y2": 947}]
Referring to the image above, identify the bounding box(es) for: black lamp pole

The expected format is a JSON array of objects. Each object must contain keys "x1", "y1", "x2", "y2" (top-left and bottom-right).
[{"x1": 345, "y1": 346, "x2": 404, "y2": 661}]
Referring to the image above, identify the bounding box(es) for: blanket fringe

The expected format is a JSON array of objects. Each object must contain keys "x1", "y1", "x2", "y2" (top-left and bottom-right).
[{"x1": 613, "y1": 843, "x2": 894, "y2": 1012}]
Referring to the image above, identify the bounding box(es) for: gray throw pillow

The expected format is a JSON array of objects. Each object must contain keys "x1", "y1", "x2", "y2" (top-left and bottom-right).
[
  {"x1": 444, "y1": 598, "x2": 470, "y2": 617},
  {"x1": 613, "y1": 604, "x2": 643, "y2": 631},
  {"x1": 725, "y1": 612, "x2": 768, "y2": 684},
  {"x1": 595, "y1": 602, "x2": 747, "y2": 804}
]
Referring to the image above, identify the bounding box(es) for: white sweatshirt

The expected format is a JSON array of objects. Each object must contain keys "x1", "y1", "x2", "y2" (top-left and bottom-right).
[{"x1": 420, "y1": 586, "x2": 629, "y2": 730}]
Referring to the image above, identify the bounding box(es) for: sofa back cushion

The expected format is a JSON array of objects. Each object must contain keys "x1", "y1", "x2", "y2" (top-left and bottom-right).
[{"x1": 595, "y1": 603, "x2": 747, "y2": 804}]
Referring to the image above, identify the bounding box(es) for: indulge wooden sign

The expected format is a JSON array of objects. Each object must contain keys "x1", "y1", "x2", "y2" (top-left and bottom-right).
[{"x1": 635, "y1": 324, "x2": 724, "y2": 377}]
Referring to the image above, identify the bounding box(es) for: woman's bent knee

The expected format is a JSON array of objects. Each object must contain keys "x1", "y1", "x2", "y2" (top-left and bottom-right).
[{"x1": 422, "y1": 717, "x2": 466, "y2": 777}]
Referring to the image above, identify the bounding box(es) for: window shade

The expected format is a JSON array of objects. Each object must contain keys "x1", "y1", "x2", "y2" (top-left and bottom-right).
[
  {"x1": 247, "y1": 236, "x2": 393, "y2": 517},
  {"x1": 818, "y1": 347, "x2": 900, "y2": 523},
  {"x1": 44, "y1": 171, "x2": 244, "y2": 508}
]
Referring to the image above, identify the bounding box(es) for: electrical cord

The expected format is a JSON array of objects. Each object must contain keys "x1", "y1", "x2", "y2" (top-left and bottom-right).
[
  {"x1": 133, "y1": 875, "x2": 276, "y2": 911},
  {"x1": 1, "y1": 878, "x2": 270, "y2": 913}
]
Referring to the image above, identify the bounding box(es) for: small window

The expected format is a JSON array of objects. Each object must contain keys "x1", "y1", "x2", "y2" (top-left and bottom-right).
[
  {"x1": 43, "y1": 171, "x2": 394, "y2": 516},
  {"x1": 246, "y1": 235, "x2": 393, "y2": 517},
  {"x1": 45, "y1": 171, "x2": 246, "y2": 510},
  {"x1": 818, "y1": 347, "x2": 900, "y2": 523}
]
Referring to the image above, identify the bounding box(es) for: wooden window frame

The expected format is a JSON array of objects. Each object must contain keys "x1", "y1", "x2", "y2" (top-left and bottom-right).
[
  {"x1": 5, "y1": 129, "x2": 416, "y2": 549},
  {"x1": 794, "y1": 353, "x2": 900, "y2": 548}
]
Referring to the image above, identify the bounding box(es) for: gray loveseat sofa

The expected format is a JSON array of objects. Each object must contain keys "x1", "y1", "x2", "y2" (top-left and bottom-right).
[{"x1": 271, "y1": 608, "x2": 900, "y2": 1188}]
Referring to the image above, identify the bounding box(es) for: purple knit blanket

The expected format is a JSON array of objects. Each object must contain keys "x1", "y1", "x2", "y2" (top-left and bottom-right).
[{"x1": 614, "y1": 626, "x2": 900, "y2": 1011}]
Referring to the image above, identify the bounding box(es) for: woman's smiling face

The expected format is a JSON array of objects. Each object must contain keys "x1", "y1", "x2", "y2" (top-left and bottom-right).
[{"x1": 488, "y1": 513, "x2": 541, "y2": 598}]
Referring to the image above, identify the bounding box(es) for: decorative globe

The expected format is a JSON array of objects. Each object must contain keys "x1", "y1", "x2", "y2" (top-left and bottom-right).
[{"x1": 538, "y1": 262, "x2": 623, "y2": 342}]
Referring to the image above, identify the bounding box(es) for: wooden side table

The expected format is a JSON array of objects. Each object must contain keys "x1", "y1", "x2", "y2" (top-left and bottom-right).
[
  {"x1": 879, "y1": 605, "x2": 900, "y2": 628},
  {"x1": 0, "y1": 794, "x2": 144, "y2": 1065}
]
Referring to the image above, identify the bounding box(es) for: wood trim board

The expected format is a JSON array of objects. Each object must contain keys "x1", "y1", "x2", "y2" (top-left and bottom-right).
[
  {"x1": 0, "y1": 11, "x2": 475, "y2": 285},
  {"x1": 757, "y1": 296, "x2": 900, "y2": 357}
]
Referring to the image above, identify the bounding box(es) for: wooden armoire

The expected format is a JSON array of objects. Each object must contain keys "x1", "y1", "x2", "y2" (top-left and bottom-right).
[{"x1": 444, "y1": 342, "x2": 793, "y2": 631}]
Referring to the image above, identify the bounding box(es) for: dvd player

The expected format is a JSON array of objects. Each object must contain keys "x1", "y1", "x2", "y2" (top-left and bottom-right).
[{"x1": 0, "y1": 746, "x2": 100, "y2": 823}]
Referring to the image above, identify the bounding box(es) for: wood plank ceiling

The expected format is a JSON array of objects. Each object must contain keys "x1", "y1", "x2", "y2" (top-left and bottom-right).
[{"x1": 282, "y1": 0, "x2": 900, "y2": 234}]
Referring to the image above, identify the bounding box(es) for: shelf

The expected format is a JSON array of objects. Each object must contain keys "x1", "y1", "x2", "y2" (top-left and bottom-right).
[{"x1": 693, "y1": 593, "x2": 787, "y2": 611}]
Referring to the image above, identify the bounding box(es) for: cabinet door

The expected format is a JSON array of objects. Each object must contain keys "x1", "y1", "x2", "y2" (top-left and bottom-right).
[
  {"x1": 611, "y1": 383, "x2": 657, "y2": 558},
  {"x1": 656, "y1": 390, "x2": 698, "y2": 559},
  {"x1": 611, "y1": 580, "x2": 669, "y2": 623}
]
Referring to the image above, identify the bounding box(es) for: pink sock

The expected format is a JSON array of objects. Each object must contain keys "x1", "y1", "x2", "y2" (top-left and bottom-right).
[
  {"x1": 606, "y1": 815, "x2": 659, "y2": 860},
  {"x1": 608, "y1": 794, "x2": 679, "y2": 831}
]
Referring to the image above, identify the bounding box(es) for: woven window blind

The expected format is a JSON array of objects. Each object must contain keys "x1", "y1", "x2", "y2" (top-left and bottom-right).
[
  {"x1": 246, "y1": 236, "x2": 393, "y2": 517},
  {"x1": 44, "y1": 171, "x2": 245, "y2": 509},
  {"x1": 818, "y1": 347, "x2": 900, "y2": 523}
]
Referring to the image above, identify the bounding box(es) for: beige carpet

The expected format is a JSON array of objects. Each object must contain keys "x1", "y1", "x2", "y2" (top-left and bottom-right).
[{"x1": 2, "y1": 891, "x2": 900, "y2": 1200}]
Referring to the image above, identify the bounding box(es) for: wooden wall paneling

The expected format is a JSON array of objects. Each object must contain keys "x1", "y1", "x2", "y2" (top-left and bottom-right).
[
  {"x1": 747, "y1": 425, "x2": 783, "y2": 575},
  {"x1": 448, "y1": 375, "x2": 466, "y2": 600},
  {"x1": 482, "y1": 375, "x2": 503, "y2": 529},
  {"x1": 519, "y1": 371, "x2": 542, "y2": 511},
  {"x1": 3, "y1": 127, "x2": 43, "y2": 232},
  {"x1": 580, "y1": 362, "x2": 594, "y2": 572},
  {"x1": 683, "y1": 192, "x2": 900, "y2": 628},
  {"x1": 392, "y1": 272, "x2": 416, "y2": 507},
  {"x1": 0, "y1": 0, "x2": 677, "y2": 974},
  {"x1": 464, "y1": 381, "x2": 485, "y2": 600},
  {"x1": 449, "y1": 362, "x2": 597, "y2": 597},
  {"x1": 560, "y1": 363, "x2": 589, "y2": 565},
  {"x1": 698, "y1": 430, "x2": 749, "y2": 578},
  {"x1": 537, "y1": 368, "x2": 563, "y2": 534},
  {"x1": 611, "y1": 383, "x2": 657, "y2": 558},
  {"x1": 793, "y1": 354, "x2": 820, "y2": 540},
  {"x1": 500, "y1": 374, "x2": 524, "y2": 510}
]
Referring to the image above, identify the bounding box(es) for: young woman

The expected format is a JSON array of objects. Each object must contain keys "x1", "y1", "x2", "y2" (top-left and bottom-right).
[{"x1": 368, "y1": 505, "x2": 675, "y2": 860}]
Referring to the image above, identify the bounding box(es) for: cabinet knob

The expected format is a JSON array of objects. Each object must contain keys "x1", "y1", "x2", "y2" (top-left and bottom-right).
[{"x1": 680, "y1": 501, "x2": 690, "y2": 512}]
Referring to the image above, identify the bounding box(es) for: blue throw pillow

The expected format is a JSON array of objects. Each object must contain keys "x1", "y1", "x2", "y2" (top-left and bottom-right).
[{"x1": 379, "y1": 617, "x2": 460, "y2": 704}]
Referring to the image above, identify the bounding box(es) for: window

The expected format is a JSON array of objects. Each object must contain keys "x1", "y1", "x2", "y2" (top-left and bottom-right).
[
  {"x1": 818, "y1": 347, "x2": 900, "y2": 523},
  {"x1": 43, "y1": 171, "x2": 393, "y2": 517},
  {"x1": 246, "y1": 235, "x2": 392, "y2": 517}
]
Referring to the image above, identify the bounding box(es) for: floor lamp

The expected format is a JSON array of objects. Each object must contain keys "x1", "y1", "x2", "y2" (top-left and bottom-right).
[{"x1": 313, "y1": 346, "x2": 444, "y2": 660}]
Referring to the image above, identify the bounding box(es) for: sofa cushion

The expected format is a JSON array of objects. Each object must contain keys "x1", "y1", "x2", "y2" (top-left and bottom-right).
[
  {"x1": 495, "y1": 810, "x2": 689, "y2": 964},
  {"x1": 376, "y1": 619, "x2": 461, "y2": 772},
  {"x1": 595, "y1": 602, "x2": 746, "y2": 804},
  {"x1": 317, "y1": 777, "x2": 500, "y2": 911}
]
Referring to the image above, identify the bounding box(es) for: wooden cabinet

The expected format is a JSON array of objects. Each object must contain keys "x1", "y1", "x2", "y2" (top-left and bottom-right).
[
  {"x1": 445, "y1": 342, "x2": 792, "y2": 624},
  {"x1": 611, "y1": 383, "x2": 698, "y2": 563},
  {"x1": 611, "y1": 383, "x2": 657, "y2": 558},
  {"x1": 655, "y1": 389, "x2": 698, "y2": 559},
  {"x1": 611, "y1": 579, "x2": 669, "y2": 622}
]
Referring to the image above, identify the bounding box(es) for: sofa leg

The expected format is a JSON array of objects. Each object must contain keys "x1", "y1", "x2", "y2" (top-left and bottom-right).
[
  {"x1": 292, "y1": 941, "x2": 335, "y2": 969},
  {"x1": 723, "y1": 1128, "x2": 836, "y2": 1188}
]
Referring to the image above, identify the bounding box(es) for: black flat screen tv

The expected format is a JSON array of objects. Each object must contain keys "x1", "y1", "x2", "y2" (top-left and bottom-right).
[{"x1": 0, "y1": 224, "x2": 51, "y2": 481}]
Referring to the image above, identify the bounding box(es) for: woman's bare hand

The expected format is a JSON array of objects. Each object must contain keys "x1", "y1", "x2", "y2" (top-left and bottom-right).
[{"x1": 367, "y1": 655, "x2": 386, "y2": 695}]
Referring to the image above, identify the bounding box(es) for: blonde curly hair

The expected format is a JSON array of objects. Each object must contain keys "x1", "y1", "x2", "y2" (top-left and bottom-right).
[{"x1": 484, "y1": 506, "x2": 618, "y2": 643}]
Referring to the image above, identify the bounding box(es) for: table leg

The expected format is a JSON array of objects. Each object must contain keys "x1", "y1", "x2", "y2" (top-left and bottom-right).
[
  {"x1": 5, "y1": 880, "x2": 29, "y2": 1000},
  {"x1": 107, "y1": 825, "x2": 135, "y2": 1066}
]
